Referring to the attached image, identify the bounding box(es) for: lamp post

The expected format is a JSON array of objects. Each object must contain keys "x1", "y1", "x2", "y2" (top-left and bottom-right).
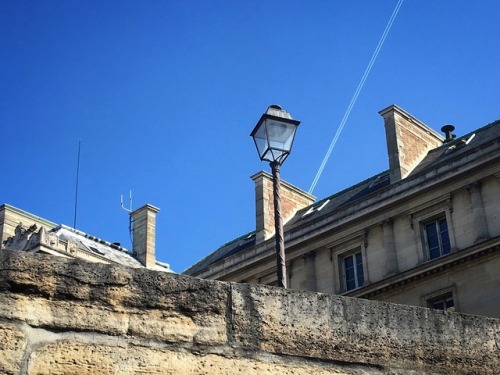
[{"x1": 250, "y1": 105, "x2": 301, "y2": 288}]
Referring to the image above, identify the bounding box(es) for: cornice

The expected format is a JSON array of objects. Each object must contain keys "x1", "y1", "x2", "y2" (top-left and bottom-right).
[{"x1": 346, "y1": 236, "x2": 500, "y2": 299}]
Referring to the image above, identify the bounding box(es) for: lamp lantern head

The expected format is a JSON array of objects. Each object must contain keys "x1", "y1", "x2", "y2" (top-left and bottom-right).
[{"x1": 250, "y1": 105, "x2": 300, "y2": 165}]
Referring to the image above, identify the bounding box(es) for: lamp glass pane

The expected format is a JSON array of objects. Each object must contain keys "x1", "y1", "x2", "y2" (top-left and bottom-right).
[
  {"x1": 254, "y1": 137, "x2": 268, "y2": 159},
  {"x1": 266, "y1": 120, "x2": 296, "y2": 152},
  {"x1": 252, "y1": 121, "x2": 269, "y2": 159}
]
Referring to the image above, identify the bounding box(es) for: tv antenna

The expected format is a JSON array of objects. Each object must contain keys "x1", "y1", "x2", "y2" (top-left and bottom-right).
[
  {"x1": 120, "y1": 190, "x2": 133, "y2": 213},
  {"x1": 120, "y1": 190, "x2": 134, "y2": 248},
  {"x1": 73, "y1": 140, "x2": 82, "y2": 229}
]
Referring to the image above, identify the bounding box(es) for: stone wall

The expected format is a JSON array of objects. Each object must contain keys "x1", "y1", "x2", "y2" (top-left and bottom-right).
[{"x1": 0, "y1": 251, "x2": 499, "y2": 375}]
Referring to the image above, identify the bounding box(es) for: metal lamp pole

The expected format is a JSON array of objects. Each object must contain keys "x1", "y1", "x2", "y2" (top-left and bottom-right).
[
  {"x1": 270, "y1": 160, "x2": 287, "y2": 288},
  {"x1": 250, "y1": 105, "x2": 301, "y2": 288}
]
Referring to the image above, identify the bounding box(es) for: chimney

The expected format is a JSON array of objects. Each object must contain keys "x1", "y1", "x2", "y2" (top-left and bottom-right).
[
  {"x1": 252, "y1": 171, "x2": 315, "y2": 244},
  {"x1": 379, "y1": 105, "x2": 443, "y2": 183},
  {"x1": 130, "y1": 204, "x2": 160, "y2": 268}
]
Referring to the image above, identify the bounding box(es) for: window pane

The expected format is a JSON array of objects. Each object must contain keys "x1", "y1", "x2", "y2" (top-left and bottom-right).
[
  {"x1": 344, "y1": 255, "x2": 356, "y2": 291},
  {"x1": 344, "y1": 256, "x2": 354, "y2": 270},
  {"x1": 429, "y1": 293, "x2": 454, "y2": 312},
  {"x1": 343, "y1": 252, "x2": 364, "y2": 291},
  {"x1": 425, "y1": 223, "x2": 439, "y2": 259},
  {"x1": 355, "y1": 252, "x2": 364, "y2": 287},
  {"x1": 345, "y1": 277, "x2": 356, "y2": 291},
  {"x1": 429, "y1": 247, "x2": 441, "y2": 260},
  {"x1": 426, "y1": 218, "x2": 451, "y2": 259},
  {"x1": 432, "y1": 301, "x2": 445, "y2": 310},
  {"x1": 439, "y1": 219, "x2": 451, "y2": 255},
  {"x1": 445, "y1": 298, "x2": 454, "y2": 309}
]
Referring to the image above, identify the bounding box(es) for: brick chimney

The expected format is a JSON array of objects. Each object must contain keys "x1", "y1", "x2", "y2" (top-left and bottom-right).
[
  {"x1": 379, "y1": 105, "x2": 443, "y2": 183},
  {"x1": 130, "y1": 204, "x2": 160, "y2": 268},
  {"x1": 252, "y1": 171, "x2": 315, "y2": 244}
]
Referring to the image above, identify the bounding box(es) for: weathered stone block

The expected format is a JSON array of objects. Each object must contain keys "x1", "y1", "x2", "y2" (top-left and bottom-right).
[
  {"x1": 1, "y1": 251, "x2": 499, "y2": 375},
  {"x1": 230, "y1": 283, "x2": 500, "y2": 374},
  {"x1": 0, "y1": 322, "x2": 27, "y2": 375},
  {"x1": 0, "y1": 251, "x2": 229, "y2": 345},
  {"x1": 27, "y1": 340, "x2": 385, "y2": 375}
]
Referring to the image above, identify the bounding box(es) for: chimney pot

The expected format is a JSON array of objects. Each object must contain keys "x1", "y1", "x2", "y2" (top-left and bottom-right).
[{"x1": 441, "y1": 124, "x2": 456, "y2": 143}]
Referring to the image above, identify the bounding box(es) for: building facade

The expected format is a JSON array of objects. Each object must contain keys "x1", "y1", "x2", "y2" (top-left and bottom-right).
[
  {"x1": 185, "y1": 104, "x2": 500, "y2": 318},
  {"x1": 0, "y1": 203, "x2": 171, "y2": 272}
]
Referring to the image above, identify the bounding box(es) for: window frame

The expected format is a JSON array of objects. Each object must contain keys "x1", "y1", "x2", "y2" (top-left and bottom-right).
[
  {"x1": 422, "y1": 287, "x2": 458, "y2": 313},
  {"x1": 335, "y1": 247, "x2": 366, "y2": 293},
  {"x1": 423, "y1": 215, "x2": 451, "y2": 260},
  {"x1": 328, "y1": 232, "x2": 369, "y2": 295},
  {"x1": 341, "y1": 250, "x2": 365, "y2": 292},
  {"x1": 410, "y1": 201, "x2": 456, "y2": 264}
]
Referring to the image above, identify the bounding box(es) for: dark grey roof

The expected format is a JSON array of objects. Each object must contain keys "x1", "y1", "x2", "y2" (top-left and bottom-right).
[
  {"x1": 409, "y1": 119, "x2": 500, "y2": 177},
  {"x1": 183, "y1": 171, "x2": 390, "y2": 276},
  {"x1": 183, "y1": 232, "x2": 256, "y2": 275},
  {"x1": 184, "y1": 119, "x2": 500, "y2": 276},
  {"x1": 285, "y1": 170, "x2": 390, "y2": 230}
]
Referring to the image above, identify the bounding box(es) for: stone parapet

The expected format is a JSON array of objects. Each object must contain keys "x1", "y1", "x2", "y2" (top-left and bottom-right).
[{"x1": 0, "y1": 250, "x2": 498, "y2": 374}]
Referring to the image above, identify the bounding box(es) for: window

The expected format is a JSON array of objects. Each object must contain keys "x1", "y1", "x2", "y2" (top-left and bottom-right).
[
  {"x1": 424, "y1": 217, "x2": 451, "y2": 260},
  {"x1": 427, "y1": 292, "x2": 455, "y2": 312},
  {"x1": 342, "y1": 251, "x2": 364, "y2": 291}
]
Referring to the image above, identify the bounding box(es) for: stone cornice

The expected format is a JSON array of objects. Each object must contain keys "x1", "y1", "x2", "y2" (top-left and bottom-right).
[{"x1": 346, "y1": 236, "x2": 500, "y2": 299}]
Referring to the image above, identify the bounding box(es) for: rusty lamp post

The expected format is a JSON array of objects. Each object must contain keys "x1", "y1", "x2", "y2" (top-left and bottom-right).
[{"x1": 250, "y1": 105, "x2": 301, "y2": 288}]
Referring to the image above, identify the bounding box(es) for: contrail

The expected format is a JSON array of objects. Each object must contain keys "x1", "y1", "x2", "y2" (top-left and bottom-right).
[{"x1": 309, "y1": 0, "x2": 404, "y2": 194}]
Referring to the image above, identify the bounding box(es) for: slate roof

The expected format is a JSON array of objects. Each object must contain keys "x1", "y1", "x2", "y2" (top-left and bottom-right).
[
  {"x1": 54, "y1": 225, "x2": 172, "y2": 272},
  {"x1": 409, "y1": 119, "x2": 500, "y2": 176},
  {"x1": 184, "y1": 118, "x2": 500, "y2": 276},
  {"x1": 183, "y1": 171, "x2": 391, "y2": 275},
  {"x1": 183, "y1": 232, "x2": 256, "y2": 275}
]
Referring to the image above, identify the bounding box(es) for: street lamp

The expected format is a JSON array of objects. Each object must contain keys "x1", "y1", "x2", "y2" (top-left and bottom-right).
[{"x1": 250, "y1": 105, "x2": 301, "y2": 288}]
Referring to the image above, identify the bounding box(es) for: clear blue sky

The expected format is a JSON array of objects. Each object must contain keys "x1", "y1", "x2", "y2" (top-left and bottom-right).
[{"x1": 1, "y1": 1, "x2": 499, "y2": 272}]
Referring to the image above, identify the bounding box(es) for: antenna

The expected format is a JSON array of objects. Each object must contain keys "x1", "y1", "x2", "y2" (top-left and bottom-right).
[
  {"x1": 73, "y1": 140, "x2": 82, "y2": 229},
  {"x1": 120, "y1": 190, "x2": 134, "y2": 248},
  {"x1": 120, "y1": 190, "x2": 133, "y2": 213}
]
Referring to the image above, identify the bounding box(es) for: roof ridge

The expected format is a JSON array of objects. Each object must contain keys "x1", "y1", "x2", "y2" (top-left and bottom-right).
[
  {"x1": 56, "y1": 225, "x2": 131, "y2": 254},
  {"x1": 306, "y1": 170, "x2": 390, "y2": 208}
]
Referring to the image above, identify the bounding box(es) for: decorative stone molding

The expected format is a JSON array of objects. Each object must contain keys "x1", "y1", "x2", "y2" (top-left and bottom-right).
[
  {"x1": 302, "y1": 250, "x2": 316, "y2": 262},
  {"x1": 302, "y1": 251, "x2": 318, "y2": 291},
  {"x1": 380, "y1": 218, "x2": 398, "y2": 276},
  {"x1": 67, "y1": 238, "x2": 78, "y2": 255},
  {"x1": 466, "y1": 180, "x2": 489, "y2": 243},
  {"x1": 466, "y1": 181, "x2": 482, "y2": 194},
  {"x1": 2, "y1": 222, "x2": 38, "y2": 251}
]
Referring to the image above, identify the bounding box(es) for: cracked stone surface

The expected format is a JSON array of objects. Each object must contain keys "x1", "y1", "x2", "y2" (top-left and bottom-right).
[{"x1": 0, "y1": 251, "x2": 499, "y2": 375}]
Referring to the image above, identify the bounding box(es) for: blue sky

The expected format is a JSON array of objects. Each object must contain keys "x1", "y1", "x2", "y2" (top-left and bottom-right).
[{"x1": 1, "y1": 1, "x2": 499, "y2": 272}]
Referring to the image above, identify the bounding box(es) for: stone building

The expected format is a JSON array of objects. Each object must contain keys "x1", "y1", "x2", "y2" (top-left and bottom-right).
[
  {"x1": 0, "y1": 203, "x2": 171, "y2": 272},
  {"x1": 185, "y1": 104, "x2": 500, "y2": 319}
]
